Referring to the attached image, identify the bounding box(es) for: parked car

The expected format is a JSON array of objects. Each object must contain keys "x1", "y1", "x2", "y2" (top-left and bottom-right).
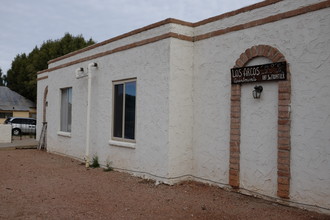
[{"x1": 4, "y1": 117, "x2": 36, "y2": 136}]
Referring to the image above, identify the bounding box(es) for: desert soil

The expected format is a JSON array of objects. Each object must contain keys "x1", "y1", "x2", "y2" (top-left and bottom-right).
[{"x1": 0, "y1": 149, "x2": 329, "y2": 220}]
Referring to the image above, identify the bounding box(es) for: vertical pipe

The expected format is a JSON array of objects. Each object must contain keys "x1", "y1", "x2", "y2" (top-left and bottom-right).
[{"x1": 85, "y1": 63, "x2": 97, "y2": 167}]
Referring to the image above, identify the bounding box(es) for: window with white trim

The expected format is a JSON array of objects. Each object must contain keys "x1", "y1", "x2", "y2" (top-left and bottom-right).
[
  {"x1": 113, "y1": 79, "x2": 136, "y2": 141},
  {"x1": 60, "y1": 87, "x2": 72, "y2": 132}
]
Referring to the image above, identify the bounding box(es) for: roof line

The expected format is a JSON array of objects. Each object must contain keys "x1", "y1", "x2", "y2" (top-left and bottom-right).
[
  {"x1": 48, "y1": 18, "x2": 193, "y2": 65},
  {"x1": 38, "y1": 32, "x2": 193, "y2": 75},
  {"x1": 193, "y1": 0, "x2": 282, "y2": 27},
  {"x1": 38, "y1": 0, "x2": 330, "y2": 77},
  {"x1": 47, "y1": 0, "x2": 280, "y2": 65},
  {"x1": 194, "y1": 0, "x2": 330, "y2": 41}
]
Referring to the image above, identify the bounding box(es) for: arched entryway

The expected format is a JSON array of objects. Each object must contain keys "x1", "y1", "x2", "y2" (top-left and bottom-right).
[
  {"x1": 38, "y1": 85, "x2": 48, "y2": 150},
  {"x1": 43, "y1": 86, "x2": 48, "y2": 123},
  {"x1": 229, "y1": 45, "x2": 291, "y2": 199}
]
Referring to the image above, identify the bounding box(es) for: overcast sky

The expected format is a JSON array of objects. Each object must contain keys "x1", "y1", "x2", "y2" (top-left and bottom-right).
[{"x1": 0, "y1": 0, "x2": 262, "y2": 74}]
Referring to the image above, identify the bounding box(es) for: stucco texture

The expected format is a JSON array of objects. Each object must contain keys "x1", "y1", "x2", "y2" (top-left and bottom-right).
[
  {"x1": 192, "y1": 6, "x2": 330, "y2": 211},
  {"x1": 37, "y1": 0, "x2": 330, "y2": 213}
]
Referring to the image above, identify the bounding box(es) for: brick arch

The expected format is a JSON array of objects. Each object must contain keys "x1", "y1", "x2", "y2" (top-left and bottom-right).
[{"x1": 229, "y1": 45, "x2": 291, "y2": 199}]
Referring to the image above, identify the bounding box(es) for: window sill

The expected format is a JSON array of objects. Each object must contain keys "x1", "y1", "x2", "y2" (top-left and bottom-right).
[
  {"x1": 57, "y1": 131, "x2": 71, "y2": 137},
  {"x1": 109, "y1": 140, "x2": 136, "y2": 149}
]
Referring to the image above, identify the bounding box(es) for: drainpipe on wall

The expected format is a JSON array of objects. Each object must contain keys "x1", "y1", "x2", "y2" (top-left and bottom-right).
[{"x1": 75, "y1": 62, "x2": 98, "y2": 168}]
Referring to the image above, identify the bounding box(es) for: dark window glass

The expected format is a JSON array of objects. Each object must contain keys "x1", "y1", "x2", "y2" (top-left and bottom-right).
[
  {"x1": 12, "y1": 119, "x2": 21, "y2": 123},
  {"x1": 113, "y1": 84, "x2": 123, "y2": 138},
  {"x1": 124, "y1": 81, "x2": 136, "y2": 139},
  {"x1": 113, "y1": 80, "x2": 136, "y2": 140},
  {"x1": 67, "y1": 88, "x2": 72, "y2": 131},
  {"x1": 27, "y1": 119, "x2": 35, "y2": 125},
  {"x1": 0, "y1": 112, "x2": 13, "y2": 118}
]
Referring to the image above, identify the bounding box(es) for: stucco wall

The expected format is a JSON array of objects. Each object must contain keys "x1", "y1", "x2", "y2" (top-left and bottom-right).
[
  {"x1": 191, "y1": 37, "x2": 231, "y2": 185},
  {"x1": 43, "y1": 38, "x2": 174, "y2": 181},
  {"x1": 0, "y1": 125, "x2": 11, "y2": 143},
  {"x1": 194, "y1": 0, "x2": 324, "y2": 36},
  {"x1": 37, "y1": 76, "x2": 48, "y2": 138},
  {"x1": 44, "y1": 65, "x2": 86, "y2": 160},
  {"x1": 168, "y1": 38, "x2": 194, "y2": 181},
  {"x1": 94, "y1": 39, "x2": 172, "y2": 180},
  {"x1": 192, "y1": 3, "x2": 330, "y2": 211},
  {"x1": 289, "y1": 8, "x2": 330, "y2": 209},
  {"x1": 48, "y1": 23, "x2": 173, "y2": 68},
  {"x1": 240, "y1": 57, "x2": 278, "y2": 198},
  {"x1": 37, "y1": 0, "x2": 330, "y2": 213},
  {"x1": 48, "y1": 23, "x2": 194, "y2": 69}
]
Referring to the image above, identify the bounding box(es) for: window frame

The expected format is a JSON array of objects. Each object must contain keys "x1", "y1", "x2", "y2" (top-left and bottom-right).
[
  {"x1": 112, "y1": 78, "x2": 137, "y2": 143},
  {"x1": 59, "y1": 87, "x2": 72, "y2": 133},
  {"x1": 0, "y1": 111, "x2": 13, "y2": 119}
]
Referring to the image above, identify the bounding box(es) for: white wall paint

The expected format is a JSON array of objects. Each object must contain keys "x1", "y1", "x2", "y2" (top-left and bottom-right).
[
  {"x1": 289, "y1": 9, "x2": 330, "y2": 208},
  {"x1": 48, "y1": 23, "x2": 193, "y2": 69},
  {"x1": 44, "y1": 39, "x2": 174, "y2": 181},
  {"x1": 38, "y1": 0, "x2": 330, "y2": 213},
  {"x1": 37, "y1": 77, "x2": 46, "y2": 138},
  {"x1": 0, "y1": 125, "x2": 11, "y2": 143},
  {"x1": 99, "y1": 40, "x2": 172, "y2": 180},
  {"x1": 168, "y1": 38, "x2": 194, "y2": 181},
  {"x1": 46, "y1": 66, "x2": 87, "y2": 160},
  {"x1": 192, "y1": 37, "x2": 231, "y2": 184},
  {"x1": 239, "y1": 58, "x2": 278, "y2": 197},
  {"x1": 194, "y1": 0, "x2": 324, "y2": 36},
  {"x1": 192, "y1": 2, "x2": 330, "y2": 211},
  {"x1": 240, "y1": 82, "x2": 278, "y2": 197}
]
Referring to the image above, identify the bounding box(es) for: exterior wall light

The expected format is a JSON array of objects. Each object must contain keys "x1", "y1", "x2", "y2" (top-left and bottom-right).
[{"x1": 253, "y1": 85, "x2": 263, "y2": 99}]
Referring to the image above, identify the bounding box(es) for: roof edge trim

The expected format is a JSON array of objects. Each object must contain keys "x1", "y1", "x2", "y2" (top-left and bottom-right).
[
  {"x1": 39, "y1": 32, "x2": 193, "y2": 75},
  {"x1": 47, "y1": 0, "x2": 281, "y2": 65}
]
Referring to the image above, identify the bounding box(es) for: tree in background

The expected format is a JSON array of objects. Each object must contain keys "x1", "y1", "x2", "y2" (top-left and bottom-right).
[
  {"x1": 0, "y1": 68, "x2": 6, "y2": 86},
  {"x1": 6, "y1": 33, "x2": 95, "y2": 102}
]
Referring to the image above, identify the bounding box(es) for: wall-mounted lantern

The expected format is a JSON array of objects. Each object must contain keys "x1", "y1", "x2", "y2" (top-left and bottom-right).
[{"x1": 253, "y1": 85, "x2": 263, "y2": 99}]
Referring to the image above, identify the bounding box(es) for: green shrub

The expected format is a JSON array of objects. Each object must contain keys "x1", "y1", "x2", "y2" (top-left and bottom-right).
[
  {"x1": 90, "y1": 155, "x2": 100, "y2": 168},
  {"x1": 103, "y1": 159, "x2": 113, "y2": 172}
]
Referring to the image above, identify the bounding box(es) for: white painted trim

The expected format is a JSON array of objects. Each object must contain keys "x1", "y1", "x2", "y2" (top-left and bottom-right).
[
  {"x1": 108, "y1": 140, "x2": 136, "y2": 149},
  {"x1": 57, "y1": 131, "x2": 71, "y2": 137}
]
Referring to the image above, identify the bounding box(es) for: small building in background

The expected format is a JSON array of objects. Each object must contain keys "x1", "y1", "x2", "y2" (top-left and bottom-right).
[{"x1": 0, "y1": 86, "x2": 36, "y2": 123}]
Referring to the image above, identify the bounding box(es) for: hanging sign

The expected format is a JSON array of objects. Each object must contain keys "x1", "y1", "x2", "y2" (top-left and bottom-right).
[{"x1": 231, "y1": 61, "x2": 287, "y2": 84}]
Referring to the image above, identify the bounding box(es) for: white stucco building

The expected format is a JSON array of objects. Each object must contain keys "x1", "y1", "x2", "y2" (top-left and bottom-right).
[{"x1": 37, "y1": 0, "x2": 330, "y2": 214}]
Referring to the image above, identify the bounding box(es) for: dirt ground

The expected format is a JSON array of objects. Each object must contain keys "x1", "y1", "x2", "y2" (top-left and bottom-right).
[{"x1": 0, "y1": 149, "x2": 329, "y2": 220}]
